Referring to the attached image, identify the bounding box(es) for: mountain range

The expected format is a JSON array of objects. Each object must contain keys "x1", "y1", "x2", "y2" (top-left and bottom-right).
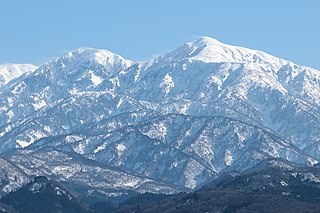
[{"x1": 0, "y1": 36, "x2": 320, "y2": 202}]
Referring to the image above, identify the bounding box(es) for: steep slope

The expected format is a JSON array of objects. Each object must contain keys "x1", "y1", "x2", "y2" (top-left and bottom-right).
[
  {"x1": 4, "y1": 148, "x2": 182, "y2": 197},
  {"x1": 0, "y1": 37, "x2": 320, "y2": 194},
  {"x1": 0, "y1": 48, "x2": 134, "y2": 148},
  {"x1": 129, "y1": 37, "x2": 320, "y2": 150},
  {"x1": 0, "y1": 157, "x2": 29, "y2": 197},
  {"x1": 21, "y1": 114, "x2": 315, "y2": 189}
]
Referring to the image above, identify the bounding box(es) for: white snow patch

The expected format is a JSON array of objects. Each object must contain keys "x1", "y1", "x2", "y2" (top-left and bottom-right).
[
  {"x1": 93, "y1": 142, "x2": 107, "y2": 154},
  {"x1": 29, "y1": 183, "x2": 43, "y2": 193},
  {"x1": 74, "y1": 142, "x2": 86, "y2": 154},
  {"x1": 134, "y1": 65, "x2": 142, "y2": 82},
  {"x1": 178, "y1": 103, "x2": 190, "y2": 115},
  {"x1": 52, "y1": 164, "x2": 82, "y2": 179},
  {"x1": 182, "y1": 63, "x2": 187, "y2": 71},
  {"x1": 183, "y1": 159, "x2": 205, "y2": 189},
  {"x1": 15, "y1": 130, "x2": 47, "y2": 148},
  {"x1": 44, "y1": 126, "x2": 52, "y2": 133},
  {"x1": 32, "y1": 100, "x2": 47, "y2": 110},
  {"x1": 69, "y1": 87, "x2": 79, "y2": 95},
  {"x1": 65, "y1": 135, "x2": 83, "y2": 144},
  {"x1": 145, "y1": 123, "x2": 167, "y2": 140},
  {"x1": 191, "y1": 133, "x2": 214, "y2": 164},
  {"x1": 160, "y1": 73, "x2": 175, "y2": 95},
  {"x1": 224, "y1": 149, "x2": 233, "y2": 166},
  {"x1": 117, "y1": 98, "x2": 123, "y2": 109},
  {"x1": 0, "y1": 126, "x2": 12, "y2": 137},
  {"x1": 119, "y1": 70, "x2": 126, "y2": 76},
  {"x1": 307, "y1": 158, "x2": 318, "y2": 166},
  {"x1": 7, "y1": 110, "x2": 14, "y2": 120},
  {"x1": 16, "y1": 140, "x2": 32, "y2": 148},
  {"x1": 116, "y1": 143, "x2": 126, "y2": 157},
  {"x1": 122, "y1": 180, "x2": 140, "y2": 188},
  {"x1": 301, "y1": 172, "x2": 320, "y2": 183},
  {"x1": 90, "y1": 72, "x2": 102, "y2": 86},
  {"x1": 7, "y1": 97, "x2": 14, "y2": 107},
  {"x1": 280, "y1": 181, "x2": 288, "y2": 186}
]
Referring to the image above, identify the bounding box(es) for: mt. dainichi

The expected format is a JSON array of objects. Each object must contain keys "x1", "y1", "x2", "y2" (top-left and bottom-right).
[{"x1": 0, "y1": 36, "x2": 320, "y2": 199}]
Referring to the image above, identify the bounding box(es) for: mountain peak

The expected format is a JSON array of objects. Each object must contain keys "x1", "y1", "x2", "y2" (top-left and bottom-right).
[
  {"x1": 161, "y1": 36, "x2": 288, "y2": 68},
  {"x1": 62, "y1": 47, "x2": 132, "y2": 66},
  {"x1": 190, "y1": 36, "x2": 288, "y2": 66},
  {"x1": 0, "y1": 63, "x2": 38, "y2": 86},
  {"x1": 192, "y1": 36, "x2": 223, "y2": 46}
]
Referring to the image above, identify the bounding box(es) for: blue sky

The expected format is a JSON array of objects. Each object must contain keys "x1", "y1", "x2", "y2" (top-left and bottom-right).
[{"x1": 1, "y1": 0, "x2": 320, "y2": 69}]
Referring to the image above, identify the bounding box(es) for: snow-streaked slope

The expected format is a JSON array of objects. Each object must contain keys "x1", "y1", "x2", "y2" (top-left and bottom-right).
[
  {"x1": 0, "y1": 64, "x2": 37, "y2": 87},
  {"x1": 5, "y1": 149, "x2": 182, "y2": 196},
  {"x1": 129, "y1": 37, "x2": 320, "y2": 150},
  {"x1": 0, "y1": 48, "x2": 134, "y2": 128},
  {"x1": 0, "y1": 157, "x2": 29, "y2": 196},
  {"x1": 0, "y1": 37, "x2": 320, "y2": 193},
  {"x1": 24, "y1": 114, "x2": 316, "y2": 189}
]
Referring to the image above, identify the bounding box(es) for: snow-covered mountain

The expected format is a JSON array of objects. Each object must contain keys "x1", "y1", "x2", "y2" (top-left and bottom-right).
[
  {"x1": 0, "y1": 36, "x2": 320, "y2": 195},
  {"x1": 0, "y1": 64, "x2": 37, "y2": 87}
]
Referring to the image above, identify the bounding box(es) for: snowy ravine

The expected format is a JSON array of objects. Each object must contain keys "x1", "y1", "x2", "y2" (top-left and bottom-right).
[{"x1": 0, "y1": 36, "x2": 320, "y2": 196}]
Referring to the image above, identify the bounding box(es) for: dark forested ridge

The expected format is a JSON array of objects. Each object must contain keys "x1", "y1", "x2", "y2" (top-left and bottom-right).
[{"x1": 0, "y1": 176, "x2": 92, "y2": 213}]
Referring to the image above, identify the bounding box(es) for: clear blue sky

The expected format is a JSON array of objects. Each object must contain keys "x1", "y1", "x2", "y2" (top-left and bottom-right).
[{"x1": 1, "y1": 0, "x2": 320, "y2": 69}]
